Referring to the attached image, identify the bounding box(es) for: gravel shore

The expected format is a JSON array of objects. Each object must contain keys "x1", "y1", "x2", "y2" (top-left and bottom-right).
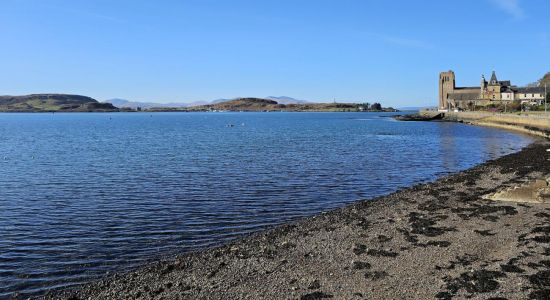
[{"x1": 45, "y1": 140, "x2": 550, "y2": 300}]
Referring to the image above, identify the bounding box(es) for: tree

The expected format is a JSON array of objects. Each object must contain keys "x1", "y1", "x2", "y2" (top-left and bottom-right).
[
  {"x1": 531, "y1": 72, "x2": 550, "y2": 87},
  {"x1": 370, "y1": 103, "x2": 382, "y2": 111},
  {"x1": 539, "y1": 72, "x2": 550, "y2": 87}
]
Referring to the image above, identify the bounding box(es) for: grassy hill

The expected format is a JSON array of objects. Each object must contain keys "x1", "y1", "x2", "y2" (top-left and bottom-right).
[
  {"x1": 150, "y1": 97, "x2": 397, "y2": 112},
  {"x1": 0, "y1": 94, "x2": 119, "y2": 112}
]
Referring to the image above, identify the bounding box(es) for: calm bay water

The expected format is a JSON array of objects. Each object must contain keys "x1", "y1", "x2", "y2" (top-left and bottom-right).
[{"x1": 0, "y1": 112, "x2": 532, "y2": 297}]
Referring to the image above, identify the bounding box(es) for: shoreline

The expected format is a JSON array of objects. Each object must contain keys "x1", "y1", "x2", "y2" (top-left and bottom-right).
[
  {"x1": 443, "y1": 112, "x2": 550, "y2": 139},
  {"x1": 396, "y1": 111, "x2": 550, "y2": 138},
  {"x1": 43, "y1": 136, "x2": 550, "y2": 299}
]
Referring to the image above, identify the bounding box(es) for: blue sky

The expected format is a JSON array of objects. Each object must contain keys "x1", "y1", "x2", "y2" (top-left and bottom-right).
[{"x1": 0, "y1": 0, "x2": 548, "y2": 106}]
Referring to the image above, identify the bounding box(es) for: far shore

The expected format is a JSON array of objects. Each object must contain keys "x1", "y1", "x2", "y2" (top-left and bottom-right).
[{"x1": 43, "y1": 115, "x2": 550, "y2": 299}]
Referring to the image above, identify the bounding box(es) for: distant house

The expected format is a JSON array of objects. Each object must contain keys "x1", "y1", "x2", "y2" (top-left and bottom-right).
[
  {"x1": 438, "y1": 70, "x2": 545, "y2": 110},
  {"x1": 515, "y1": 87, "x2": 546, "y2": 104}
]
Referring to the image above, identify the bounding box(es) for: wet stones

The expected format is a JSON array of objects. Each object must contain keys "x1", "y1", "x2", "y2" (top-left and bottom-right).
[
  {"x1": 534, "y1": 212, "x2": 550, "y2": 219},
  {"x1": 365, "y1": 249, "x2": 398, "y2": 258},
  {"x1": 352, "y1": 244, "x2": 398, "y2": 258},
  {"x1": 529, "y1": 270, "x2": 550, "y2": 287},
  {"x1": 528, "y1": 270, "x2": 550, "y2": 299},
  {"x1": 352, "y1": 261, "x2": 371, "y2": 270},
  {"x1": 437, "y1": 270, "x2": 506, "y2": 298},
  {"x1": 424, "y1": 240, "x2": 451, "y2": 247},
  {"x1": 206, "y1": 262, "x2": 226, "y2": 278},
  {"x1": 352, "y1": 244, "x2": 367, "y2": 255},
  {"x1": 308, "y1": 279, "x2": 321, "y2": 290},
  {"x1": 474, "y1": 229, "x2": 496, "y2": 236},
  {"x1": 532, "y1": 236, "x2": 550, "y2": 243},
  {"x1": 408, "y1": 212, "x2": 456, "y2": 237},
  {"x1": 161, "y1": 264, "x2": 174, "y2": 275},
  {"x1": 398, "y1": 228, "x2": 419, "y2": 244},
  {"x1": 518, "y1": 223, "x2": 550, "y2": 245},
  {"x1": 451, "y1": 204, "x2": 517, "y2": 222},
  {"x1": 355, "y1": 218, "x2": 370, "y2": 230},
  {"x1": 532, "y1": 226, "x2": 550, "y2": 234},
  {"x1": 499, "y1": 264, "x2": 525, "y2": 273},
  {"x1": 300, "y1": 291, "x2": 333, "y2": 300},
  {"x1": 418, "y1": 202, "x2": 448, "y2": 212},
  {"x1": 376, "y1": 234, "x2": 392, "y2": 242},
  {"x1": 364, "y1": 271, "x2": 388, "y2": 280},
  {"x1": 529, "y1": 224, "x2": 550, "y2": 243},
  {"x1": 527, "y1": 260, "x2": 550, "y2": 270},
  {"x1": 398, "y1": 212, "x2": 455, "y2": 249},
  {"x1": 529, "y1": 289, "x2": 550, "y2": 299},
  {"x1": 436, "y1": 254, "x2": 478, "y2": 271}
]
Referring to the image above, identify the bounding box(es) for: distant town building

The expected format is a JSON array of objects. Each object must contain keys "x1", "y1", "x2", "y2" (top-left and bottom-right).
[{"x1": 438, "y1": 70, "x2": 545, "y2": 110}]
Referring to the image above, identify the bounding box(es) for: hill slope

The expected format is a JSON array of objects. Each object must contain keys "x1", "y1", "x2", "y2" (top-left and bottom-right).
[
  {"x1": 190, "y1": 98, "x2": 279, "y2": 111},
  {"x1": 0, "y1": 94, "x2": 118, "y2": 112}
]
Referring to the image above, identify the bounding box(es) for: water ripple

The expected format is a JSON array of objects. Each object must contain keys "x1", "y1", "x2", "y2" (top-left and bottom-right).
[{"x1": 0, "y1": 112, "x2": 532, "y2": 298}]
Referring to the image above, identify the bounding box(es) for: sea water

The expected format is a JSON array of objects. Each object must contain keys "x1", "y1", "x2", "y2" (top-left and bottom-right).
[{"x1": 0, "y1": 112, "x2": 533, "y2": 297}]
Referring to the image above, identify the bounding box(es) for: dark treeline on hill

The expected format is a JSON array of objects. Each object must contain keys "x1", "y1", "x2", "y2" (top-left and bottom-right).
[
  {"x1": 148, "y1": 97, "x2": 398, "y2": 112},
  {"x1": 0, "y1": 94, "x2": 118, "y2": 112}
]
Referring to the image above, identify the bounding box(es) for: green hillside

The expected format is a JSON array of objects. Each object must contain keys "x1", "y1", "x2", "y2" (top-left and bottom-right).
[{"x1": 0, "y1": 94, "x2": 118, "y2": 112}]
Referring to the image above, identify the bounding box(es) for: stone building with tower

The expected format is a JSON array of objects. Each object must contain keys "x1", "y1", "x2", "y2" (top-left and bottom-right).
[{"x1": 438, "y1": 70, "x2": 546, "y2": 110}]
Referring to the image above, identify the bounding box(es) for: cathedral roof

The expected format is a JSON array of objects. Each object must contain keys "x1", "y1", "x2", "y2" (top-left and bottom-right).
[
  {"x1": 448, "y1": 92, "x2": 481, "y2": 100},
  {"x1": 455, "y1": 86, "x2": 480, "y2": 90},
  {"x1": 490, "y1": 71, "x2": 498, "y2": 83}
]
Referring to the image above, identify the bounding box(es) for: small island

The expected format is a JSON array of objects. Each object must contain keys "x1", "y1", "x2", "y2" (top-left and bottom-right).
[{"x1": 147, "y1": 97, "x2": 398, "y2": 112}]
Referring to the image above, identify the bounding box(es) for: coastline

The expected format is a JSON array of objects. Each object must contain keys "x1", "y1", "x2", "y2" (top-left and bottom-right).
[
  {"x1": 396, "y1": 111, "x2": 550, "y2": 138},
  {"x1": 443, "y1": 112, "x2": 550, "y2": 139},
  {"x1": 43, "y1": 132, "x2": 550, "y2": 299}
]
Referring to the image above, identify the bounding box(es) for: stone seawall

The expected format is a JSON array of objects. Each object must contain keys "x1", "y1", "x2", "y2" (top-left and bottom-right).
[{"x1": 441, "y1": 112, "x2": 550, "y2": 138}]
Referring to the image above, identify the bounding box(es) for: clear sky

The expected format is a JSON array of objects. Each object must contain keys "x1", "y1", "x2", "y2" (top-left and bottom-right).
[{"x1": 0, "y1": 0, "x2": 548, "y2": 107}]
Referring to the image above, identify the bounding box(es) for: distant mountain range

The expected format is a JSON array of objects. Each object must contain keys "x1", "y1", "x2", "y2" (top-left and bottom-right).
[
  {"x1": 103, "y1": 96, "x2": 310, "y2": 109},
  {"x1": 104, "y1": 98, "x2": 197, "y2": 109},
  {"x1": 264, "y1": 96, "x2": 309, "y2": 104}
]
